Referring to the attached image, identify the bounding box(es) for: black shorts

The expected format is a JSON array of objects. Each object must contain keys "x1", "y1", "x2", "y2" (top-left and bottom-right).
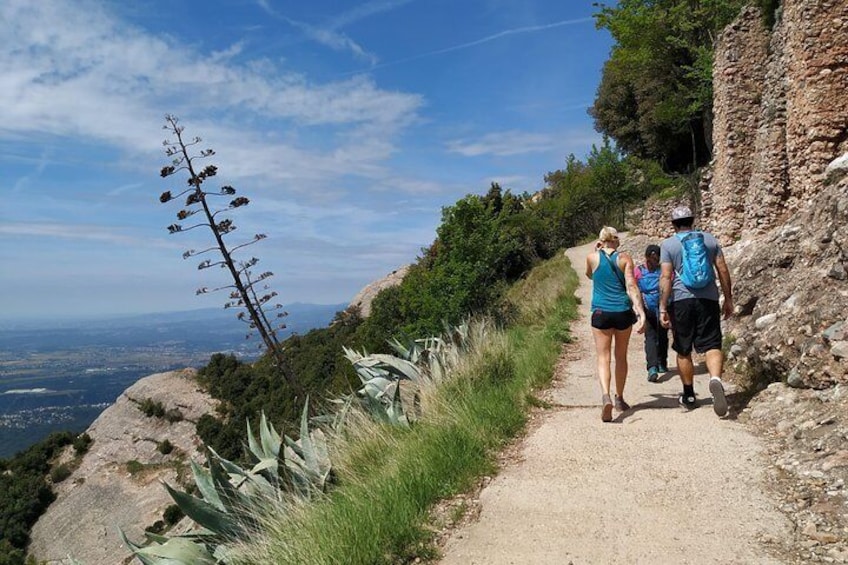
[
  {"x1": 591, "y1": 309, "x2": 636, "y2": 331},
  {"x1": 669, "y1": 298, "x2": 722, "y2": 355}
]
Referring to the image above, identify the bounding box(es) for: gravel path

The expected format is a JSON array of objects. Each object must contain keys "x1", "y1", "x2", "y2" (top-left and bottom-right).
[{"x1": 438, "y1": 240, "x2": 792, "y2": 565}]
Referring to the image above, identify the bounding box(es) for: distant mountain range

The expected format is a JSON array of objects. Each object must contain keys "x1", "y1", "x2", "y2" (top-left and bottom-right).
[{"x1": 0, "y1": 303, "x2": 347, "y2": 351}]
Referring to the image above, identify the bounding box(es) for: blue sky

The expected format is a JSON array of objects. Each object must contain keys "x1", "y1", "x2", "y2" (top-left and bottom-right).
[{"x1": 0, "y1": 0, "x2": 612, "y2": 320}]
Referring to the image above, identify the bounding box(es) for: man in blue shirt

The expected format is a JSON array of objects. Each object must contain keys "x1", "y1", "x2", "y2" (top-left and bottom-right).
[{"x1": 659, "y1": 207, "x2": 734, "y2": 416}]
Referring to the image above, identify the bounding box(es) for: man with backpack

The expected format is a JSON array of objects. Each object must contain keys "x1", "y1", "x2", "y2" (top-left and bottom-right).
[
  {"x1": 634, "y1": 244, "x2": 669, "y2": 382},
  {"x1": 659, "y1": 206, "x2": 734, "y2": 416}
]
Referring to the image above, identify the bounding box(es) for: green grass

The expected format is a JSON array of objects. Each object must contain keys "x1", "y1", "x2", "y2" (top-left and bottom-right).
[{"x1": 231, "y1": 253, "x2": 579, "y2": 565}]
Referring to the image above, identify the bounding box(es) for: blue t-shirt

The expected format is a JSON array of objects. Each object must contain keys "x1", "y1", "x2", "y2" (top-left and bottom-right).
[
  {"x1": 660, "y1": 230, "x2": 722, "y2": 302},
  {"x1": 591, "y1": 251, "x2": 632, "y2": 312}
]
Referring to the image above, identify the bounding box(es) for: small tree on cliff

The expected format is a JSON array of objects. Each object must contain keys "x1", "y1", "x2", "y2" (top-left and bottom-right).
[{"x1": 158, "y1": 115, "x2": 293, "y2": 382}]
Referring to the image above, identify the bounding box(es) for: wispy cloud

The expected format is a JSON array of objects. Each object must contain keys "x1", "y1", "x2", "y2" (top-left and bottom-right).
[
  {"x1": 0, "y1": 222, "x2": 172, "y2": 248},
  {"x1": 0, "y1": 0, "x2": 423, "y2": 199},
  {"x1": 256, "y1": 0, "x2": 413, "y2": 65},
  {"x1": 351, "y1": 17, "x2": 592, "y2": 74},
  {"x1": 447, "y1": 131, "x2": 557, "y2": 157}
]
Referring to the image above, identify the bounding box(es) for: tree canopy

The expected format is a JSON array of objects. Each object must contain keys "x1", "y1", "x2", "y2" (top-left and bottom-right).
[{"x1": 591, "y1": 0, "x2": 747, "y2": 172}]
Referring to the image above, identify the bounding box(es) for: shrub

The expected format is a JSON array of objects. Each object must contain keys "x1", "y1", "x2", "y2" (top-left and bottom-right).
[
  {"x1": 163, "y1": 504, "x2": 184, "y2": 525},
  {"x1": 158, "y1": 440, "x2": 174, "y2": 455},
  {"x1": 146, "y1": 520, "x2": 165, "y2": 535},
  {"x1": 139, "y1": 398, "x2": 165, "y2": 418},
  {"x1": 49, "y1": 464, "x2": 72, "y2": 484},
  {"x1": 72, "y1": 433, "x2": 93, "y2": 455},
  {"x1": 126, "y1": 460, "x2": 144, "y2": 475}
]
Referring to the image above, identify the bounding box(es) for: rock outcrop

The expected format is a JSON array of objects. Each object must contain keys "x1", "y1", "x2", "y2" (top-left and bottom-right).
[
  {"x1": 706, "y1": 1, "x2": 848, "y2": 242},
  {"x1": 28, "y1": 369, "x2": 217, "y2": 565},
  {"x1": 347, "y1": 265, "x2": 410, "y2": 317},
  {"x1": 708, "y1": 1, "x2": 848, "y2": 390}
]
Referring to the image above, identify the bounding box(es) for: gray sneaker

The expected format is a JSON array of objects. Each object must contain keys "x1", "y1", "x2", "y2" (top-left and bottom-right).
[{"x1": 709, "y1": 377, "x2": 728, "y2": 417}]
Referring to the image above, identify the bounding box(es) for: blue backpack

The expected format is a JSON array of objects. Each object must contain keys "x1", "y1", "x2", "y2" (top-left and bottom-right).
[
  {"x1": 675, "y1": 231, "x2": 714, "y2": 289},
  {"x1": 637, "y1": 265, "x2": 660, "y2": 312}
]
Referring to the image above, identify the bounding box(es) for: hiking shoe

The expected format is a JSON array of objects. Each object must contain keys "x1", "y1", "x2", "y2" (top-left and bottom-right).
[
  {"x1": 658, "y1": 364, "x2": 668, "y2": 374},
  {"x1": 679, "y1": 393, "x2": 697, "y2": 410},
  {"x1": 601, "y1": 394, "x2": 613, "y2": 422},
  {"x1": 709, "y1": 376, "x2": 728, "y2": 417},
  {"x1": 647, "y1": 366, "x2": 659, "y2": 383},
  {"x1": 614, "y1": 395, "x2": 631, "y2": 412}
]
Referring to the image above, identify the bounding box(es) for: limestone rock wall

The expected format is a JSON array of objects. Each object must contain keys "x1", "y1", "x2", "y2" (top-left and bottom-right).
[
  {"x1": 28, "y1": 369, "x2": 218, "y2": 565},
  {"x1": 706, "y1": 1, "x2": 848, "y2": 242},
  {"x1": 705, "y1": 5, "x2": 771, "y2": 241}
]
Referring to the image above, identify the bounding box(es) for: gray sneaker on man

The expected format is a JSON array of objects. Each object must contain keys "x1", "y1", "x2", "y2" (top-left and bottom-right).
[{"x1": 709, "y1": 376, "x2": 728, "y2": 417}]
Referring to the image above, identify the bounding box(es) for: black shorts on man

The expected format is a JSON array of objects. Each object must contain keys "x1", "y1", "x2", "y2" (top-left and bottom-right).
[
  {"x1": 669, "y1": 298, "x2": 722, "y2": 354},
  {"x1": 591, "y1": 309, "x2": 637, "y2": 331}
]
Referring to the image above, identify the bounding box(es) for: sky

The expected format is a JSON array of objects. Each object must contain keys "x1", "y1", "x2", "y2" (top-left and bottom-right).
[{"x1": 0, "y1": 0, "x2": 612, "y2": 321}]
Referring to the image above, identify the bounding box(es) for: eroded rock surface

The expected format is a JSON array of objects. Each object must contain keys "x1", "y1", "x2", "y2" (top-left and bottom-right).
[{"x1": 28, "y1": 369, "x2": 217, "y2": 565}]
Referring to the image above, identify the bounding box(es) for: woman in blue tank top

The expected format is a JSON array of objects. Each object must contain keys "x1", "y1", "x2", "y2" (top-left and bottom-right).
[{"x1": 585, "y1": 227, "x2": 645, "y2": 422}]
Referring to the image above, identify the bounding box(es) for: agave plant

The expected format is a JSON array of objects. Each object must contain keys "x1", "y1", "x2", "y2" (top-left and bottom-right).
[
  {"x1": 342, "y1": 319, "x2": 491, "y2": 427},
  {"x1": 122, "y1": 399, "x2": 331, "y2": 564}
]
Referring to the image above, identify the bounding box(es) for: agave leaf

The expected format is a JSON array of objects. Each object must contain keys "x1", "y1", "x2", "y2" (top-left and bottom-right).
[
  {"x1": 131, "y1": 537, "x2": 217, "y2": 564},
  {"x1": 163, "y1": 483, "x2": 243, "y2": 538},
  {"x1": 259, "y1": 411, "x2": 281, "y2": 459},
  {"x1": 207, "y1": 447, "x2": 250, "y2": 479},
  {"x1": 360, "y1": 376, "x2": 393, "y2": 400},
  {"x1": 119, "y1": 529, "x2": 161, "y2": 565},
  {"x1": 249, "y1": 458, "x2": 278, "y2": 474},
  {"x1": 297, "y1": 398, "x2": 319, "y2": 475},
  {"x1": 386, "y1": 380, "x2": 410, "y2": 427},
  {"x1": 246, "y1": 418, "x2": 263, "y2": 461},
  {"x1": 207, "y1": 452, "x2": 254, "y2": 523},
  {"x1": 355, "y1": 354, "x2": 422, "y2": 381},
  {"x1": 190, "y1": 459, "x2": 224, "y2": 512},
  {"x1": 144, "y1": 531, "x2": 172, "y2": 544}
]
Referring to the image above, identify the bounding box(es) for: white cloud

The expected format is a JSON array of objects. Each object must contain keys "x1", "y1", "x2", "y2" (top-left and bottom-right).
[
  {"x1": 0, "y1": 222, "x2": 174, "y2": 248},
  {"x1": 447, "y1": 131, "x2": 557, "y2": 157},
  {"x1": 0, "y1": 0, "x2": 423, "y2": 193}
]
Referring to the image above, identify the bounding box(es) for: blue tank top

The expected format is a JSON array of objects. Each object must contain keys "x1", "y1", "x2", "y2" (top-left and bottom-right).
[{"x1": 591, "y1": 251, "x2": 632, "y2": 312}]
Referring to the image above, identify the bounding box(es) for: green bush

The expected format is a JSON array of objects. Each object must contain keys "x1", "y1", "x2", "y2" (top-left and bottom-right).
[
  {"x1": 157, "y1": 439, "x2": 174, "y2": 455},
  {"x1": 163, "y1": 504, "x2": 184, "y2": 525},
  {"x1": 139, "y1": 398, "x2": 165, "y2": 418},
  {"x1": 72, "y1": 433, "x2": 93, "y2": 455},
  {"x1": 126, "y1": 460, "x2": 144, "y2": 475},
  {"x1": 49, "y1": 464, "x2": 72, "y2": 484}
]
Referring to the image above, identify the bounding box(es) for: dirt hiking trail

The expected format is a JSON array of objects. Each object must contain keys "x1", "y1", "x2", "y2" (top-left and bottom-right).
[{"x1": 438, "y1": 240, "x2": 792, "y2": 565}]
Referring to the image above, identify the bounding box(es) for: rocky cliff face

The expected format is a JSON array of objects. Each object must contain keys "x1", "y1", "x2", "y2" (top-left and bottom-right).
[
  {"x1": 28, "y1": 369, "x2": 217, "y2": 565},
  {"x1": 706, "y1": 1, "x2": 848, "y2": 242},
  {"x1": 709, "y1": 1, "x2": 848, "y2": 390},
  {"x1": 638, "y1": 1, "x2": 848, "y2": 390}
]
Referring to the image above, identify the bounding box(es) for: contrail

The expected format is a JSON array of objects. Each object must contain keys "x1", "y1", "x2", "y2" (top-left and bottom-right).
[{"x1": 343, "y1": 17, "x2": 593, "y2": 75}]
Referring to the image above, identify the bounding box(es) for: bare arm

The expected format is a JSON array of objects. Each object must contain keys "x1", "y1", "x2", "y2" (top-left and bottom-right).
[
  {"x1": 659, "y1": 262, "x2": 674, "y2": 328},
  {"x1": 620, "y1": 253, "x2": 645, "y2": 333},
  {"x1": 585, "y1": 253, "x2": 595, "y2": 280},
  {"x1": 714, "y1": 252, "x2": 734, "y2": 318}
]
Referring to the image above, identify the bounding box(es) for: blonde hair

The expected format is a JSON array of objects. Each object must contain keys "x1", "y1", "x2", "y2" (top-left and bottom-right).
[{"x1": 598, "y1": 226, "x2": 620, "y2": 243}]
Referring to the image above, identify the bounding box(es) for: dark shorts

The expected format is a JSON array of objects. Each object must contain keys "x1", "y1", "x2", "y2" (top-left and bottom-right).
[
  {"x1": 670, "y1": 298, "x2": 722, "y2": 355},
  {"x1": 591, "y1": 309, "x2": 637, "y2": 331}
]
